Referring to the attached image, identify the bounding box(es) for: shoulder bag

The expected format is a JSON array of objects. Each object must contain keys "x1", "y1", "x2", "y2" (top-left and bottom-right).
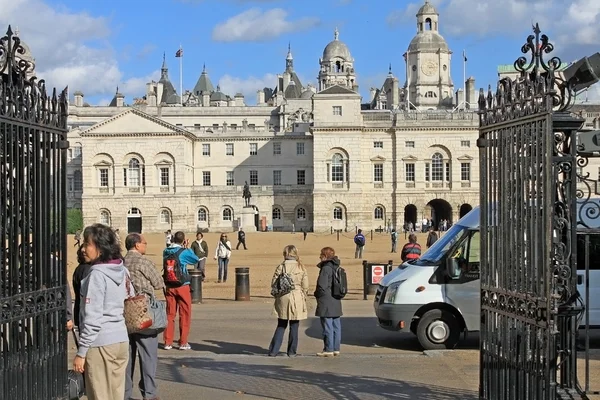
[{"x1": 123, "y1": 274, "x2": 153, "y2": 334}]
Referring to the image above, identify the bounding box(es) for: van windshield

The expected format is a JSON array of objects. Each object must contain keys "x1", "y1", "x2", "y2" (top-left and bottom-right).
[{"x1": 413, "y1": 223, "x2": 469, "y2": 266}]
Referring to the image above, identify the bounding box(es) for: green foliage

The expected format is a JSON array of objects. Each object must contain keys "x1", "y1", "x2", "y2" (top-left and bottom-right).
[{"x1": 67, "y1": 208, "x2": 83, "y2": 234}]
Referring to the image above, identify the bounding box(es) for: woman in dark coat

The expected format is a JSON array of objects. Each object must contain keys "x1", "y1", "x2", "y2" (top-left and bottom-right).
[
  {"x1": 314, "y1": 246, "x2": 343, "y2": 357},
  {"x1": 72, "y1": 245, "x2": 92, "y2": 327}
]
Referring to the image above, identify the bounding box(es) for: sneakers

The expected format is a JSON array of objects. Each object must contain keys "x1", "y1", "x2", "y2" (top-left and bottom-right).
[
  {"x1": 163, "y1": 344, "x2": 173, "y2": 350},
  {"x1": 179, "y1": 343, "x2": 191, "y2": 350},
  {"x1": 316, "y1": 351, "x2": 334, "y2": 357},
  {"x1": 333, "y1": 351, "x2": 340, "y2": 356}
]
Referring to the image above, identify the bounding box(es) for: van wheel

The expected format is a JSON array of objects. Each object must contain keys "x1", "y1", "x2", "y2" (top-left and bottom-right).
[{"x1": 416, "y1": 309, "x2": 460, "y2": 350}]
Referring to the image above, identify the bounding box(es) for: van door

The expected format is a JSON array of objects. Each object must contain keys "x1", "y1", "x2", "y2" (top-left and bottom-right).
[
  {"x1": 443, "y1": 230, "x2": 481, "y2": 331},
  {"x1": 576, "y1": 233, "x2": 600, "y2": 326}
]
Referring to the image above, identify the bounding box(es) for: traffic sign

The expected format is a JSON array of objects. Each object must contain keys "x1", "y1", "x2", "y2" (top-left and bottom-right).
[{"x1": 371, "y1": 265, "x2": 384, "y2": 284}]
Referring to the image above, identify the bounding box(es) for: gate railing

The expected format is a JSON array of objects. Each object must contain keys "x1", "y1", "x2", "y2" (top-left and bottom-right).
[{"x1": 0, "y1": 26, "x2": 69, "y2": 400}]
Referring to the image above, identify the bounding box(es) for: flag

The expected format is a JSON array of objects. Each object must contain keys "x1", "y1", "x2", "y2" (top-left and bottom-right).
[
  {"x1": 175, "y1": 48, "x2": 183, "y2": 58},
  {"x1": 463, "y1": 50, "x2": 467, "y2": 62}
]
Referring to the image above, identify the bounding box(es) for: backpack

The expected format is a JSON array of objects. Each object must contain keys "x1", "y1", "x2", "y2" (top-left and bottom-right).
[
  {"x1": 162, "y1": 248, "x2": 188, "y2": 287},
  {"x1": 332, "y1": 265, "x2": 348, "y2": 299},
  {"x1": 354, "y1": 235, "x2": 365, "y2": 247},
  {"x1": 270, "y1": 264, "x2": 295, "y2": 298}
]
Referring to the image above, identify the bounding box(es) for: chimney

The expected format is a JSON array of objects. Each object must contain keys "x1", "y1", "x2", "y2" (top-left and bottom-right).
[
  {"x1": 73, "y1": 91, "x2": 84, "y2": 107},
  {"x1": 465, "y1": 77, "x2": 476, "y2": 109},
  {"x1": 202, "y1": 91, "x2": 210, "y2": 107},
  {"x1": 228, "y1": 99, "x2": 235, "y2": 107},
  {"x1": 257, "y1": 89, "x2": 265, "y2": 105},
  {"x1": 455, "y1": 89, "x2": 464, "y2": 109},
  {"x1": 283, "y1": 71, "x2": 291, "y2": 92},
  {"x1": 392, "y1": 78, "x2": 399, "y2": 109},
  {"x1": 234, "y1": 93, "x2": 245, "y2": 107},
  {"x1": 116, "y1": 92, "x2": 125, "y2": 107},
  {"x1": 156, "y1": 82, "x2": 164, "y2": 105},
  {"x1": 242, "y1": 119, "x2": 248, "y2": 130},
  {"x1": 370, "y1": 87, "x2": 377, "y2": 102}
]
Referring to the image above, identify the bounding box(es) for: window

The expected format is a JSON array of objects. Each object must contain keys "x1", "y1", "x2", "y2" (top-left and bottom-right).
[
  {"x1": 296, "y1": 208, "x2": 306, "y2": 220},
  {"x1": 226, "y1": 171, "x2": 234, "y2": 186},
  {"x1": 374, "y1": 206, "x2": 384, "y2": 220},
  {"x1": 72, "y1": 146, "x2": 82, "y2": 159},
  {"x1": 125, "y1": 158, "x2": 144, "y2": 187},
  {"x1": 272, "y1": 207, "x2": 282, "y2": 220},
  {"x1": 296, "y1": 142, "x2": 305, "y2": 155},
  {"x1": 273, "y1": 142, "x2": 281, "y2": 155},
  {"x1": 273, "y1": 170, "x2": 281, "y2": 186},
  {"x1": 73, "y1": 170, "x2": 82, "y2": 191},
  {"x1": 405, "y1": 163, "x2": 415, "y2": 182},
  {"x1": 203, "y1": 171, "x2": 211, "y2": 186},
  {"x1": 297, "y1": 170, "x2": 306, "y2": 185},
  {"x1": 333, "y1": 106, "x2": 342, "y2": 116},
  {"x1": 250, "y1": 170, "x2": 258, "y2": 185},
  {"x1": 461, "y1": 140, "x2": 471, "y2": 147},
  {"x1": 197, "y1": 208, "x2": 207, "y2": 222},
  {"x1": 373, "y1": 164, "x2": 383, "y2": 182},
  {"x1": 431, "y1": 153, "x2": 443, "y2": 181},
  {"x1": 226, "y1": 143, "x2": 234, "y2": 156},
  {"x1": 405, "y1": 141, "x2": 415, "y2": 148},
  {"x1": 373, "y1": 141, "x2": 383, "y2": 149},
  {"x1": 445, "y1": 162, "x2": 451, "y2": 182},
  {"x1": 331, "y1": 153, "x2": 344, "y2": 182},
  {"x1": 159, "y1": 167, "x2": 169, "y2": 186},
  {"x1": 230, "y1": 124, "x2": 237, "y2": 130},
  {"x1": 461, "y1": 163, "x2": 471, "y2": 181},
  {"x1": 250, "y1": 143, "x2": 258, "y2": 156},
  {"x1": 160, "y1": 209, "x2": 171, "y2": 224},
  {"x1": 222, "y1": 208, "x2": 232, "y2": 221},
  {"x1": 425, "y1": 163, "x2": 430, "y2": 181},
  {"x1": 194, "y1": 123, "x2": 201, "y2": 129},
  {"x1": 99, "y1": 168, "x2": 109, "y2": 187},
  {"x1": 202, "y1": 144, "x2": 211, "y2": 156},
  {"x1": 100, "y1": 210, "x2": 110, "y2": 225},
  {"x1": 333, "y1": 207, "x2": 343, "y2": 220},
  {"x1": 68, "y1": 177, "x2": 73, "y2": 192}
]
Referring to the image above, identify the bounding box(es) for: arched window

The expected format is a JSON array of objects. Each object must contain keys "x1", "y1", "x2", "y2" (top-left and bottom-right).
[
  {"x1": 425, "y1": 18, "x2": 432, "y2": 30},
  {"x1": 333, "y1": 207, "x2": 343, "y2": 220},
  {"x1": 100, "y1": 210, "x2": 111, "y2": 225},
  {"x1": 127, "y1": 158, "x2": 142, "y2": 187},
  {"x1": 128, "y1": 207, "x2": 141, "y2": 215},
  {"x1": 335, "y1": 61, "x2": 342, "y2": 72},
  {"x1": 222, "y1": 208, "x2": 232, "y2": 221},
  {"x1": 160, "y1": 209, "x2": 171, "y2": 224},
  {"x1": 374, "y1": 206, "x2": 384, "y2": 220},
  {"x1": 296, "y1": 208, "x2": 306, "y2": 220},
  {"x1": 431, "y1": 152, "x2": 444, "y2": 181},
  {"x1": 73, "y1": 170, "x2": 83, "y2": 191},
  {"x1": 197, "y1": 208, "x2": 207, "y2": 222},
  {"x1": 331, "y1": 153, "x2": 344, "y2": 182},
  {"x1": 272, "y1": 207, "x2": 282, "y2": 220}
]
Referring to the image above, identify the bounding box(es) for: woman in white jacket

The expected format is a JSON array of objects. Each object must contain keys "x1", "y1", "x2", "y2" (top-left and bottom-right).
[{"x1": 213, "y1": 233, "x2": 232, "y2": 283}]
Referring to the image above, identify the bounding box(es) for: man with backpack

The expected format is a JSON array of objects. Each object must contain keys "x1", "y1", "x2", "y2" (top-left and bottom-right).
[
  {"x1": 162, "y1": 231, "x2": 199, "y2": 351},
  {"x1": 353, "y1": 229, "x2": 366, "y2": 259}
]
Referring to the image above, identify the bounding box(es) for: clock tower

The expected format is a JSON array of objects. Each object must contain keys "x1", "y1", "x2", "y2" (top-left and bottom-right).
[{"x1": 404, "y1": 1, "x2": 454, "y2": 110}]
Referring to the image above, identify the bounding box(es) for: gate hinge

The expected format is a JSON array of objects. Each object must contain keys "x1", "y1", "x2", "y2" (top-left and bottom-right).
[
  {"x1": 476, "y1": 138, "x2": 487, "y2": 148},
  {"x1": 59, "y1": 140, "x2": 70, "y2": 150}
]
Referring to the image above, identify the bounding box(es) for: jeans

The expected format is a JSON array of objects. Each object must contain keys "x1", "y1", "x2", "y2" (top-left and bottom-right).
[
  {"x1": 391, "y1": 241, "x2": 397, "y2": 253},
  {"x1": 218, "y1": 257, "x2": 229, "y2": 281},
  {"x1": 125, "y1": 333, "x2": 159, "y2": 400},
  {"x1": 164, "y1": 285, "x2": 192, "y2": 346},
  {"x1": 320, "y1": 317, "x2": 341, "y2": 352},
  {"x1": 236, "y1": 240, "x2": 247, "y2": 250},
  {"x1": 196, "y1": 258, "x2": 206, "y2": 280},
  {"x1": 355, "y1": 245, "x2": 364, "y2": 259},
  {"x1": 268, "y1": 319, "x2": 299, "y2": 356}
]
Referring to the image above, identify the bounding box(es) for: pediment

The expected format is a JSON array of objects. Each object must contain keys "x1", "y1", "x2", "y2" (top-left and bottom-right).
[
  {"x1": 316, "y1": 85, "x2": 359, "y2": 96},
  {"x1": 402, "y1": 155, "x2": 419, "y2": 161},
  {"x1": 457, "y1": 154, "x2": 474, "y2": 161},
  {"x1": 93, "y1": 160, "x2": 112, "y2": 167},
  {"x1": 370, "y1": 155, "x2": 386, "y2": 162},
  {"x1": 81, "y1": 108, "x2": 190, "y2": 136},
  {"x1": 155, "y1": 159, "x2": 173, "y2": 165}
]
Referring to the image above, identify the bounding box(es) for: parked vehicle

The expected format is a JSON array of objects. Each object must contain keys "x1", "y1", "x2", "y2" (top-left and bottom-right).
[{"x1": 374, "y1": 204, "x2": 600, "y2": 350}]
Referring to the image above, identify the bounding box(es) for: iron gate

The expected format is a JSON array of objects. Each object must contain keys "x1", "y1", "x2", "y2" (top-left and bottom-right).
[
  {"x1": 0, "y1": 26, "x2": 69, "y2": 399},
  {"x1": 478, "y1": 25, "x2": 587, "y2": 400}
]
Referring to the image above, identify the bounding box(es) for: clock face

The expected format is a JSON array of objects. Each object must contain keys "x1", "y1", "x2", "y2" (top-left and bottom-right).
[{"x1": 421, "y1": 60, "x2": 438, "y2": 76}]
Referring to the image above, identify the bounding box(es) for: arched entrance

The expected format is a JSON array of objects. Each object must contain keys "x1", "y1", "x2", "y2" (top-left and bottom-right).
[
  {"x1": 127, "y1": 208, "x2": 142, "y2": 233},
  {"x1": 404, "y1": 204, "x2": 417, "y2": 227},
  {"x1": 459, "y1": 203, "x2": 473, "y2": 218},
  {"x1": 425, "y1": 199, "x2": 452, "y2": 228}
]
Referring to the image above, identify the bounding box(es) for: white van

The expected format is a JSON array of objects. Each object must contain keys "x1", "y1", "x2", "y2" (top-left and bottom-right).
[{"x1": 374, "y1": 205, "x2": 600, "y2": 350}]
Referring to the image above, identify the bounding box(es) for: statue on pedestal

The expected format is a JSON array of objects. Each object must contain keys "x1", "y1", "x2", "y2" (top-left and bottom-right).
[{"x1": 242, "y1": 181, "x2": 252, "y2": 207}]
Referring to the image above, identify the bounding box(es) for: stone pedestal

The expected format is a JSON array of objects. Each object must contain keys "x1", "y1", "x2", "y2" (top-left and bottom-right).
[{"x1": 240, "y1": 207, "x2": 257, "y2": 232}]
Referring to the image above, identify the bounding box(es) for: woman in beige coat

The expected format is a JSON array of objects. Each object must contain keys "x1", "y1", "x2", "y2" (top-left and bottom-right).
[{"x1": 267, "y1": 245, "x2": 309, "y2": 357}]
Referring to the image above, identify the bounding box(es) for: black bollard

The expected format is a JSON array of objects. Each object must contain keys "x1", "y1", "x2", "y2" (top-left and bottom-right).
[
  {"x1": 235, "y1": 267, "x2": 250, "y2": 301},
  {"x1": 189, "y1": 269, "x2": 203, "y2": 304},
  {"x1": 337, "y1": 230, "x2": 340, "y2": 241}
]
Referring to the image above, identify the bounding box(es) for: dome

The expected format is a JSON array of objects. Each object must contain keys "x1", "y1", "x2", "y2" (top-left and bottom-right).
[
  {"x1": 300, "y1": 89, "x2": 314, "y2": 99},
  {"x1": 322, "y1": 28, "x2": 352, "y2": 61},
  {"x1": 408, "y1": 31, "x2": 448, "y2": 52},
  {"x1": 417, "y1": 1, "x2": 438, "y2": 15}
]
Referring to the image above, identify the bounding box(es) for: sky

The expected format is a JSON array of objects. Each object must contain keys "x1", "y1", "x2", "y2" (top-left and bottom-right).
[{"x1": 2, "y1": 0, "x2": 599, "y2": 106}]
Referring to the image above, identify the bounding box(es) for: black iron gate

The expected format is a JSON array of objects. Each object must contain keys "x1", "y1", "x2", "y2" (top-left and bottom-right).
[
  {"x1": 0, "y1": 27, "x2": 69, "y2": 399},
  {"x1": 478, "y1": 25, "x2": 588, "y2": 399}
]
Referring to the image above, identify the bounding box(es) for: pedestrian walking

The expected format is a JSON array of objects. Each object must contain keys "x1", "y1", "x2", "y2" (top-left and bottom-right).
[
  {"x1": 353, "y1": 229, "x2": 366, "y2": 259},
  {"x1": 214, "y1": 233, "x2": 232, "y2": 283},
  {"x1": 162, "y1": 231, "x2": 199, "y2": 351},
  {"x1": 426, "y1": 227, "x2": 439, "y2": 248},
  {"x1": 391, "y1": 229, "x2": 398, "y2": 253},
  {"x1": 73, "y1": 229, "x2": 81, "y2": 247},
  {"x1": 314, "y1": 247, "x2": 343, "y2": 357},
  {"x1": 72, "y1": 224, "x2": 130, "y2": 400},
  {"x1": 401, "y1": 234, "x2": 422, "y2": 262},
  {"x1": 267, "y1": 245, "x2": 309, "y2": 357},
  {"x1": 236, "y1": 228, "x2": 247, "y2": 250},
  {"x1": 124, "y1": 233, "x2": 166, "y2": 400},
  {"x1": 302, "y1": 228, "x2": 307, "y2": 241},
  {"x1": 190, "y1": 232, "x2": 208, "y2": 281},
  {"x1": 165, "y1": 230, "x2": 172, "y2": 248}
]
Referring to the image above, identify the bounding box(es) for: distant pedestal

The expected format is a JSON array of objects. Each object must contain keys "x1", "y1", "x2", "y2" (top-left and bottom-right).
[{"x1": 240, "y1": 207, "x2": 257, "y2": 232}]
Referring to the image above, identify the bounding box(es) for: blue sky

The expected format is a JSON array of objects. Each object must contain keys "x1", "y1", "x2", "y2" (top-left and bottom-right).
[{"x1": 2, "y1": 0, "x2": 599, "y2": 105}]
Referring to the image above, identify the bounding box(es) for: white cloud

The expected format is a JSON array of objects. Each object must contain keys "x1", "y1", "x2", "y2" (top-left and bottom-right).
[
  {"x1": 212, "y1": 8, "x2": 320, "y2": 42},
  {"x1": 0, "y1": 0, "x2": 154, "y2": 100},
  {"x1": 218, "y1": 73, "x2": 277, "y2": 103}
]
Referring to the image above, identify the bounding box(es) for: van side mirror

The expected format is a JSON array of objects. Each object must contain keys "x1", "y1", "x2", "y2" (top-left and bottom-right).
[
  {"x1": 446, "y1": 258, "x2": 460, "y2": 279},
  {"x1": 578, "y1": 274, "x2": 584, "y2": 285}
]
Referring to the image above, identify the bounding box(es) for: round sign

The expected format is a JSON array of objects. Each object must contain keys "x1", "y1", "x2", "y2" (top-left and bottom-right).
[
  {"x1": 372, "y1": 265, "x2": 384, "y2": 284},
  {"x1": 373, "y1": 266, "x2": 383, "y2": 275}
]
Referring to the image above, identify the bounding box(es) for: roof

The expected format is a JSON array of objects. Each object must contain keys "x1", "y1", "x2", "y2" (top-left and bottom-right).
[
  {"x1": 417, "y1": 1, "x2": 438, "y2": 16},
  {"x1": 193, "y1": 65, "x2": 215, "y2": 95},
  {"x1": 284, "y1": 72, "x2": 303, "y2": 99},
  {"x1": 158, "y1": 55, "x2": 180, "y2": 104},
  {"x1": 322, "y1": 28, "x2": 352, "y2": 61},
  {"x1": 210, "y1": 85, "x2": 229, "y2": 102},
  {"x1": 317, "y1": 85, "x2": 358, "y2": 95},
  {"x1": 408, "y1": 31, "x2": 448, "y2": 52}
]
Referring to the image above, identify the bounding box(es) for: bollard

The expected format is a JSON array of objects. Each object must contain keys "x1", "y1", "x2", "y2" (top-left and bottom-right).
[
  {"x1": 235, "y1": 267, "x2": 250, "y2": 301},
  {"x1": 371, "y1": 230, "x2": 374, "y2": 241},
  {"x1": 189, "y1": 269, "x2": 203, "y2": 304},
  {"x1": 337, "y1": 230, "x2": 340, "y2": 241},
  {"x1": 363, "y1": 260, "x2": 369, "y2": 300}
]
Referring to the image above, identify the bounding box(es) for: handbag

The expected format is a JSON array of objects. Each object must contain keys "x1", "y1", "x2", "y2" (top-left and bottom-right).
[
  {"x1": 138, "y1": 295, "x2": 167, "y2": 336},
  {"x1": 271, "y1": 264, "x2": 295, "y2": 298},
  {"x1": 68, "y1": 330, "x2": 85, "y2": 399},
  {"x1": 123, "y1": 274, "x2": 153, "y2": 334}
]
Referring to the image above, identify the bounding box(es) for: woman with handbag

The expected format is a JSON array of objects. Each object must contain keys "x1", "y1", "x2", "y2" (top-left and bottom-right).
[
  {"x1": 72, "y1": 223, "x2": 130, "y2": 400},
  {"x1": 213, "y1": 233, "x2": 232, "y2": 283},
  {"x1": 123, "y1": 233, "x2": 166, "y2": 400},
  {"x1": 267, "y1": 245, "x2": 309, "y2": 357}
]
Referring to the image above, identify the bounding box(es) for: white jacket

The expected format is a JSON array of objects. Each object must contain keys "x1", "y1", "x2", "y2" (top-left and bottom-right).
[{"x1": 215, "y1": 240, "x2": 232, "y2": 259}]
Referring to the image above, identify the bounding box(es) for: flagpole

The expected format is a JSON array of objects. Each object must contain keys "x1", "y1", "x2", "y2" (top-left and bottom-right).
[
  {"x1": 179, "y1": 44, "x2": 183, "y2": 105},
  {"x1": 463, "y1": 49, "x2": 467, "y2": 109}
]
